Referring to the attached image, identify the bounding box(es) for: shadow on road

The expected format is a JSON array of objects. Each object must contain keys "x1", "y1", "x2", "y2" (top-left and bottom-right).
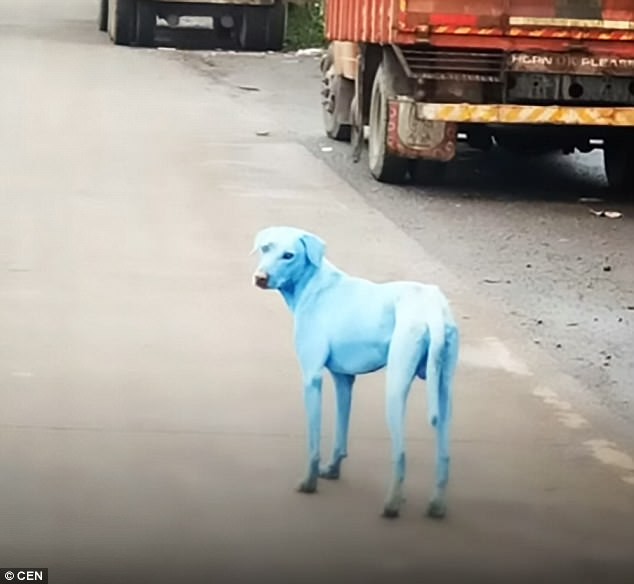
[
  {"x1": 154, "y1": 26, "x2": 240, "y2": 51},
  {"x1": 411, "y1": 145, "x2": 624, "y2": 206}
]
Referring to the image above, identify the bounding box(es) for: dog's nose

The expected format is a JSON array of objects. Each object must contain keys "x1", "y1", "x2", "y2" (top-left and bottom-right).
[{"x1": 253, "y1": 272, "x2": 269, "y2": 289}]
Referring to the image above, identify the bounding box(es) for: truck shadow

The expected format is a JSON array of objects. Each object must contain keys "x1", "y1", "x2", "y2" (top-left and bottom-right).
[
  {"x1": 154, "y1": 26, "x2": 239, "y2": 51},
  {"x1": 413, "y1": 145, "x2": 626, "y2": 206}
]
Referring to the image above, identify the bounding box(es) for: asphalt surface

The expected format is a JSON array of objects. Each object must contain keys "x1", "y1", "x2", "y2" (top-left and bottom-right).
[{"x1": 1, "y1": 2, "x2": 633, "y2": 584}]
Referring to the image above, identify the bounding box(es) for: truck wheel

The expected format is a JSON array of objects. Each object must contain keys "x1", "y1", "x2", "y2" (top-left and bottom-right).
[
  {"x1": 604, "y1": 139, "x2": 634, "y2": 198},
  {"x1": 99, "y1": 0, "x2": 108, "y2": 31},
  {"x1": 349, "y1": 96, "x2": 362, "y2": 149},
  {"x1": 368, "y1": 64, "x2": 408, "y2": 183},
  {"x1": 239, "y1": 6, "x2": 268, "y2": 51},
  {"x1": 109, "y1": 0, "x2": 136, "y2": 46},
  {"x1": 322, "y1": 75, "x2": 353, "y2": 141},
  {"x1": 266, "y1": 1, "x2": 287, "y2": 51},
  {"x1": 136, "y1": 0, "x2": 155, "y2": 47},
  {"x1": 321, "y1": 48, "x2": 353, "y2": 141}
]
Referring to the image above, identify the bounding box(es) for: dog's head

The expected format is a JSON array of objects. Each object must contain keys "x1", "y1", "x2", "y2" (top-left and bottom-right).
[{"x1": 251, "y1": 226, "x2": 325, "y2": 290}]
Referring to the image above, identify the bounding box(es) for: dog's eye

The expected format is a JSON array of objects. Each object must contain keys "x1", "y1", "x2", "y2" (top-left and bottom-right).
[{"x1": 282, "y1": 252, "x2": 294, "y2": 260}]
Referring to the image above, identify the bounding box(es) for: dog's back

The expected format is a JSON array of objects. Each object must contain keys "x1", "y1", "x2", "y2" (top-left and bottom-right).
[{"x1": 298, "y1": 264, "x2": 455, "y2": 380}]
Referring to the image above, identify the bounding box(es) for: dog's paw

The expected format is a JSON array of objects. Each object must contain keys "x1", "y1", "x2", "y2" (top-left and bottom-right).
[
  {"x1": 381, "y1": 506, "x2": 400, "y2": 519},
  {"x1": 382, "y1": 492, "x2": 405, "y2": 519},
  {"x1": 318, "y1": 465, "x2": 340, "y2": 480},
  {"x1": 426, "y1": 498, "x2": 447, "y2": 520},
  {"x1": 296, "y1": 479, "x2": 318, "y2": 494}
]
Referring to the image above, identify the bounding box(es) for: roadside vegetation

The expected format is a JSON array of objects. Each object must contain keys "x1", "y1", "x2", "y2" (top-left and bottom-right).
[{"x1": 285, "y1": 0, "x2": 325, "y2": 50}]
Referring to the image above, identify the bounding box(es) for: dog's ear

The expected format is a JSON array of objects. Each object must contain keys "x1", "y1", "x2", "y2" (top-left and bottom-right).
[
  {"x1": 299, "y1": 233, "x2": 325, "y2": 267},
  {"x1": 250, "y1": 228, "x2": 272, "y2": 256}
]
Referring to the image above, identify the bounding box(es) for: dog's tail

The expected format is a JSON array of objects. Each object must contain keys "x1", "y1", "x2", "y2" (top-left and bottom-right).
[
  {"x1": 438, "y1": 324, "x2": 459, "y2": 432},
  {"x1": 425, "y1": 309, "x2": 459, "y2": 431}
]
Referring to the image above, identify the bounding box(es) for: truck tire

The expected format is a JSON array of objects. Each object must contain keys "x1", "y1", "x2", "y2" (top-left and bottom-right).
[
  {"x1": 99, "y1": 0, "x2": 108, "y2": 31},
  {"x1": 604, "y1": 139, "x2": 634, "y2": 198},
  {"x1": 136, "y1": 0, "x2": 155, "y2": 47},
  {"x1": 266, "y1": 1, "x2": 287, "y2": 51},
  {"x1": 321, "y1": 47, "x2": 353, "y2": 141},
  {"x1": 368, "y1": 64, "x2": 408, "y2": 184},
  {"x1": 109, "y1": 0, "x2": 136, "y2": 46},
  {"x1": 349, "y1": 96, "x2": 362, "y2": 151},
  {"x1": 323, "y1": 75, "x2": 353, "y2": 141},
  {"x1": 239, "y1": 6, "x2": 268, "y2": 51}
]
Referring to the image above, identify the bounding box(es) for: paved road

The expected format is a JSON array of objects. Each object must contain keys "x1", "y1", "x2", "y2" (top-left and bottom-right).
[{"x1": 1, "y1": 2, "x2": 633, "y2": 584}]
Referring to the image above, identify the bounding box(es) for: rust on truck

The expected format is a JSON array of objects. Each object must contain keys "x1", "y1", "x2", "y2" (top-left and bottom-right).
[{"x1": 387, "y1": 100, "x2": 458, "y2": 160}]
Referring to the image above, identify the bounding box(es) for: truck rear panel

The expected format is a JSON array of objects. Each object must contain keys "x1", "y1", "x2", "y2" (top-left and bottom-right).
[
  {"x1": 321, "y1": 2, "x2": 634, "y2": 190},
  {"x1": 326, "y1": 0, "x2": 634, "y2": 55}
]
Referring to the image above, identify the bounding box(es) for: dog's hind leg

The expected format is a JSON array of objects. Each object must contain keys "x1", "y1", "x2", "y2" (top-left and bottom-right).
[
  {"x1": 427, "y1": 324, "x2": 459, "y2": 519},
  {"x1": 382, "y1": 320, "x2": 426, "y2": 519},
  {"x1": 320, "y1": 373, "x2": 355, "y2": 480}
]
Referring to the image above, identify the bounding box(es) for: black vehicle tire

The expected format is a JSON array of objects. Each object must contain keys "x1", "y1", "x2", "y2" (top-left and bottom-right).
[
  {"x1": 321, "y1": 47, "x2": 354, "y2": 142},
  {"x1": 136, "y1": 0, "x2": 155, "y2": 47},
  {"x1": 323, "y1": 75, "x2": 353, "y2": 141},
  {"x1": 99, "y1": 0, "x2": 108, "y2": 31},
  {"x1": 604, "y1": 138, "x2": 634, "y2": 199},
  {"x1": 110, "y1": 0, "x2": 136, "y2": 46},
  {"x1": 266, "y1": 1, "x2": 287, "y2": 51},
  {"x1": 239, "y1": 6, "x2": 268, "y2": 51},
  {"x1": 368, "y1": 63, "x2": 408, "y2": 184},
  {"x1": 349, "y1": 96, "x2": 362, "y2": 151}
]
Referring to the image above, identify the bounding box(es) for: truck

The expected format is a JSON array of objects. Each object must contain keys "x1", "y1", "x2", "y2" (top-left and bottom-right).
[
  {"x1": 320, "y1": 0, "x2": 634, "y2": 197},
  {"x1": 98, "y1": 0, "x2": 287, "y2": 50}
]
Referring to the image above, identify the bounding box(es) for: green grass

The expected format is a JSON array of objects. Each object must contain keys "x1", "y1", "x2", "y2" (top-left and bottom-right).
[{"x1": 285, "y1": 1, "x2": 325, "y2": 50}]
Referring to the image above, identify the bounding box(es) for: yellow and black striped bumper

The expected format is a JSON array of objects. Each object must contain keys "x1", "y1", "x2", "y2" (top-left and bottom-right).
[{"x1": 410, "y1": 101, "x2": 634, "y2": 126}]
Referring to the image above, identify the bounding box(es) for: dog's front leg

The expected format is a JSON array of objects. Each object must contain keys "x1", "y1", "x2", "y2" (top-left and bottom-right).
[
  {"x1": 320, "y1": 372, "x2": 354, "y2": 480},
  {"x1": 294, "y1": 326, "x2": 328, "y2": 494},
  {"x1": 297, "y1": 373, "x2": 323, "y2": 494}
]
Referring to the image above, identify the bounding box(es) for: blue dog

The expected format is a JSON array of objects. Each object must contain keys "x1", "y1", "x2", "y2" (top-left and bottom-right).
[{"x1": 251, "y1": 226, "x2": 459, "y2": 519}]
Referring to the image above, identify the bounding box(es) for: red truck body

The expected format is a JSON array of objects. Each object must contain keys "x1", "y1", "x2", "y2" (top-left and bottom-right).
[
  {"x1": 326, "y1": 0, "x2": 634, "y2": 55},
  {"x1": 319, "y1": 0, "x2": 634, "y2": 193}
]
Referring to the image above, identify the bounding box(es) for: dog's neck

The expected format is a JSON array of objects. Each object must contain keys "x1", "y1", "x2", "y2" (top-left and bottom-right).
[{"x1": 279, "y1": 259, "x2": 339, "y2": 313}]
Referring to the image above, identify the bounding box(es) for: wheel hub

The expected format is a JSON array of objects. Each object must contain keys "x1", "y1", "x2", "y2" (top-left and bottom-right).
[
  {"x1": 166, "y1": 14, "x2": 179, "y2": 27},
  {"x1": 321, "y1": 68, "x2": 336, "y2": 114}
]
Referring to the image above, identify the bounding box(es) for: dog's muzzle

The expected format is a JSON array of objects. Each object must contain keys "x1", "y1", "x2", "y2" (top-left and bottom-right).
[{"x1": 253, "y1": 272, "x2": 269, "y2": 289}]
